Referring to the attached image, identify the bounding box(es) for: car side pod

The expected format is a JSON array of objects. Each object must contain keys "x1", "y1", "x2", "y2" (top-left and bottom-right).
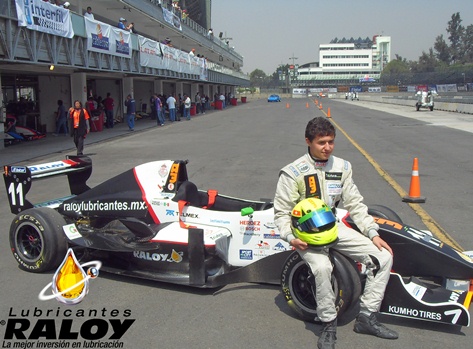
[{"x1": 380, "y1": 273, "x2": 471, "y2": 327}]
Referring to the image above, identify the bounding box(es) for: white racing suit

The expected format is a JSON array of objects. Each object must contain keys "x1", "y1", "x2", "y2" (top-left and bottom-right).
[{"x1": 274, "y1": 152, "x2": 393, "y2": 322}]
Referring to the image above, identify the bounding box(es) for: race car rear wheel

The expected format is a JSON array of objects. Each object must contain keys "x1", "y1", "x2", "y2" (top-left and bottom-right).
[
  {"x1": 281, "y1": 250, "x2": 361, "y2": 322},
  {"x1": 368, "y1": 205, "x2": 403, "y2": 224},
  {"x1": 9, "y1": 207, "x2": 68, "y2": 273}
]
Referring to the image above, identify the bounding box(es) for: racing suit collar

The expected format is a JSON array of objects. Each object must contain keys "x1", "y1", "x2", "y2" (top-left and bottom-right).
[{"x1": 308, "y1": 147, "x2": 329, "y2": 165}]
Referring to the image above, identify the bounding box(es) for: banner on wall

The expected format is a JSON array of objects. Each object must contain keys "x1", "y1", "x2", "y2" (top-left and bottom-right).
[
  {"x1": 162, "y1": 7, "x2": 182, "y2": 31},
  {"x1": 15, "y1": 0, "x2": 74, "y2": 38},
  {"x1": 138, "y1": 36, "x2": 208, "y2": 79},
  {"x1": 85, "y1": 17, "x2": 131, "y2": 58}
]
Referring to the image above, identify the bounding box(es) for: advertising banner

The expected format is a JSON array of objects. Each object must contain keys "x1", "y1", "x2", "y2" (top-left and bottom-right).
[
  {"x1": 138, "y1": 36, "x2": 207, "y2": 79},
  {"x1": 138, "y1": 35, "x2": 164, "y2": 69},
  {"x1": 162, "y1": 7, "x2": 182, "y2": 31},
  {"x1": 15, "y1": 0, "x2": 74, "y2": 38},
  {"x1": 85, "y1": 17, "x2": 131, "y2": 58}
]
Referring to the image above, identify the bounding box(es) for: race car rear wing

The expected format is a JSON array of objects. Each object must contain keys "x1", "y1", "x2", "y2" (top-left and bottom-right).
[{"x1": 3, "y1": 156, "x2": 92, "y2": 214}]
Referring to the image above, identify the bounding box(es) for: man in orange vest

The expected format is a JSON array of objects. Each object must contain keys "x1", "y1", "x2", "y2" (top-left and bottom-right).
[{"x1": 69, "y1": 100, "x2": 90, "y2": 155}]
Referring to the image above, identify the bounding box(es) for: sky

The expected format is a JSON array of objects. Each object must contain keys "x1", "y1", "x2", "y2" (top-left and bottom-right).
[{"x1": 211, "y1": 0, "x2": 473, "y2": 75}]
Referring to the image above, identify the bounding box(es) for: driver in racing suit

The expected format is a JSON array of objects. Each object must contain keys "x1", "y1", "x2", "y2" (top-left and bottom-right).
[{"x1": 274, "y1": 117, "x2": 398, "y2": 349}]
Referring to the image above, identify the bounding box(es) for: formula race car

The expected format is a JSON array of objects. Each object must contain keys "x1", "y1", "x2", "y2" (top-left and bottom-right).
[{"x1": 4, "y1": 156, "x2": 473, "y2": 327}]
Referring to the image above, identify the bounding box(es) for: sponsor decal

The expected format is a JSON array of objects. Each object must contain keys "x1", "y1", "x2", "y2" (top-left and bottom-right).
[
  {"x1": 166, "y1": 209, "x2": 175, "y2": 216},
  {"x1": 210, "y1": 218, "x2": 231, "y2": 224},
  {"x1": 63, "y1": 224, "x2": 82, "y2": 240},
  {"x1": 288, "y1": 165, "x2": 299, "y2": 177},
  {"x1": 296, "y1": 161, "x2": 310, "y2": 173},
  {"x1": 274, "y1": 242, "x2": 287, "y2": 251},
  {"x1": 304, "y1": 174, "x2": 321, "y2": 198},
  {"x1": 10, "y1": 166, "x2": 27, "y2": 173},
  {"x1": 158, "y1": 164, "x2": 169, "y2": 177},
  {"x1": 263, "y1": 231, "x2": 280, "y2": 239},
  {"x1": 240, "y1": 220, "x2": 261, "y2": 232},
  {"x1": 29, "y1": 161, "x2": 67, "y2": 174},
  {"x1": 151, "y1": 200, "x2": 170, "y2": 206},
  {"x1": 325, "y1": 172, "x2": 342, "y2": 181},
  {"x1": 264, "y1": 222, "x2": 277, "y2": 229},
  {"x1": 314, "y1": 161, "x2": 327, "y2": 167},
  {"x1": 256, "y1": 241, "x2": 270, "y2": 249},
  {"x1": 240, "y1": 249, "x2": 253, "y2": 260},
  {"x1": 386, "y1": 306, "x2": 442, "y2": 321},
  {"x1": 62, "y1": 200, "x2": 146, "y2": 213},
  {"x1": 133, "y1": 250, "x2": 183, "y2": 263},
  {"x1": 327, "y1": 183, "x2": 342, "y2": 196}
]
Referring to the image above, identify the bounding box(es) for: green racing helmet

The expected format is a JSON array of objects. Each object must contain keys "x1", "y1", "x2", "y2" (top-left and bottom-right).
[{"x1": 291, "y1": 198, "x2": 338, "y2": 246}]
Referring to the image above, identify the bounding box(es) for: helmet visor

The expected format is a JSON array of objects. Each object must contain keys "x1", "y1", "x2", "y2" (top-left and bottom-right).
[{"x1": 298, "y1": 209, "x2": 335, "y2": 232}]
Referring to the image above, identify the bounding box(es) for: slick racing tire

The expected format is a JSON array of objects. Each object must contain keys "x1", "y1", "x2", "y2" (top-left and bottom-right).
[
  {"x1": 368, "y1": 205, "x2": 403, "y2": 224},
  {"x1": 281, "y1": 250, "x2": 361, "y2": 322},
  {"x1": 9, "y1": 207, "x2": 68, "y2": 273}
]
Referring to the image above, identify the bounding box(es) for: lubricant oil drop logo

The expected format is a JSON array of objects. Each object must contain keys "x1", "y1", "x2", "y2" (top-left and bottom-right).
[
  {"x1": 2, "y1": 249, "x2": 135, "y2": 346},
  {"x1": 38, "y1": 248, "x2": 101, "y2": 305}
]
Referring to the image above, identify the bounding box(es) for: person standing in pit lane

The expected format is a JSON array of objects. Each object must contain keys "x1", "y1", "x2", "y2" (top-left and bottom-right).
[{"x1": 68, "y1": 100, "x2": 90, "y2": 156}]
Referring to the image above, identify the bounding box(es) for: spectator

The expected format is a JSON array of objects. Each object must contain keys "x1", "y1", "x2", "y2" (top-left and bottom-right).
[
  {"x1": 103, "y1": 93, "x2": 114, "y2": 128},
  {"x1": 162, "y1": 37, "x2": 172, "y2": 46},
  {"x1": 219, "y1": 93, "x2": 226, "y2": 108},
  {"x1": 68, "y1": 100, "x2": 90, "y2": 156},
  {"x1": 124, "y1": 94, "x2": 136, "y2": 131},
  {"x1": 207, "y1": 28, "x2": 213, "y2": 40},
  {"x1": 53, "y1": 100, "x2": 68, "y2": 136},
  {"x1": 194, "y1": 92, "x2": 201, "y2": 114},
  {"x1": 85, "y1": 96, "x2": 97, "y2": 115},
  {"x1": 62, "y1": 2, "x2": 70, "y2": 9},
  {"x1": 183, "y1": 94, "x2": 191, "y2": 120},
  {"x1": 155, "y1": 94, "x2": 165, "y2": 126},
  {"x1": 84, "y1": 6, "x2": 94, "y2": 19},
  {"x1": 166, "y1": 94, "x2": 176, "y2": 122},
  {"x1": 200, "y1": 94, "x2": 206, "y2": 114},
  {"x1": 189, "y1": 48, "x2": 196, "y2": 57},
  {"x1": 118, "y1": 17, "x2": 133, "y2": 31},
  {"x1": 129, "y1": 22, "x2": 136, "y2": 34}
]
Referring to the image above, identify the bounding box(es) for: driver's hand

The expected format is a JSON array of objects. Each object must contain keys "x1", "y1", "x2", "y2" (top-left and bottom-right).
[
  {"x1": 290, "y1": 238, "x2": 308, "y2": 251},
  {"x1": 372, "y1": 236, "x2": 393, "y2": 255}
]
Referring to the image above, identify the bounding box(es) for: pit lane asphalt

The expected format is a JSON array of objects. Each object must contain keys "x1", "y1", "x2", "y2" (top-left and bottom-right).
[
  {"x1": 1, "y1": 97, "x2": 472, "y2": 349},
  {"x1": 2, "y1": 107, "x2": 222, "y2": 166}
]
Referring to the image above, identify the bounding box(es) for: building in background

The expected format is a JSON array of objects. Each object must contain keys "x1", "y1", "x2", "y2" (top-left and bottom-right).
[{"x1": 296, "y1": 35, "x2": 391, "y2": 86}]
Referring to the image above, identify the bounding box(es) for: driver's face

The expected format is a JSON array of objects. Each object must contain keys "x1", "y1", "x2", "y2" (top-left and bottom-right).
[{"x1": 306, "y1": 135, "x2": 335, "y2": 160}]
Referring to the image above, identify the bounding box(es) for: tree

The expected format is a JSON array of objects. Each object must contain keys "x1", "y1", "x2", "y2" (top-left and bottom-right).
[
  {"x1": 462, "y1": 24, "x2": 473, "y2": 63},
  {"x1": 413, "y1": 48, "x2": 438, "y2": 73},
  {"x1": 249, "y1": 69, "x2": 267, "y2": 87},
  {"x1": 434, "y1": 34, "x2": 450, "y2": 64},
  {"x1": 447, "y1": 12, "x2": 464, "y2": 64}
]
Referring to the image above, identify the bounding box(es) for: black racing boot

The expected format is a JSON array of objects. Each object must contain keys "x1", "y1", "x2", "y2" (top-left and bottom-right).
[
  {"x1": 353, "y1": 312, "x2": 398, "y2": 339},
  {"x1": 317, "y1": 319, "x2": 337, "y2": 349}
]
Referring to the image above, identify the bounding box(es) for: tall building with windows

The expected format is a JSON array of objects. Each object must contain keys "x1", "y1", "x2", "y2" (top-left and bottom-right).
[{"x1": 296, "y1": 35, "x2": 391, "y2": 86}]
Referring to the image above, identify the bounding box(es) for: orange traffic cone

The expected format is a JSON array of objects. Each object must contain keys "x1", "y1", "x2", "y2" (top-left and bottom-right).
[
  {"x1": 306, "y1": 102, "x2": 309, "y2": 108},
  {"x1": 402, "y1": 158, "x2": 426, "y2": 203},
  {"x1": 315, "y1": 100, "x2": 319, "y2": 106},
  {"x1": 319, "y1": 102, "x2": 323, "y2": 110},
  {"x1": 286, "y1": 102, "x2": 290, "y2": 108},
  {"x1": 327, "y1": 107, "x2": 331, "y2": 118}
]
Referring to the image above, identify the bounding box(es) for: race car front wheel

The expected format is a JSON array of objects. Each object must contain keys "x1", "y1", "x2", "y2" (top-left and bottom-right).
[
  {"x1": 9, "y1": 207, "x2": 68, "y2": 273},
  {"x1": 281, "y1": 250, "x2": 361, "y2": 322}
]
